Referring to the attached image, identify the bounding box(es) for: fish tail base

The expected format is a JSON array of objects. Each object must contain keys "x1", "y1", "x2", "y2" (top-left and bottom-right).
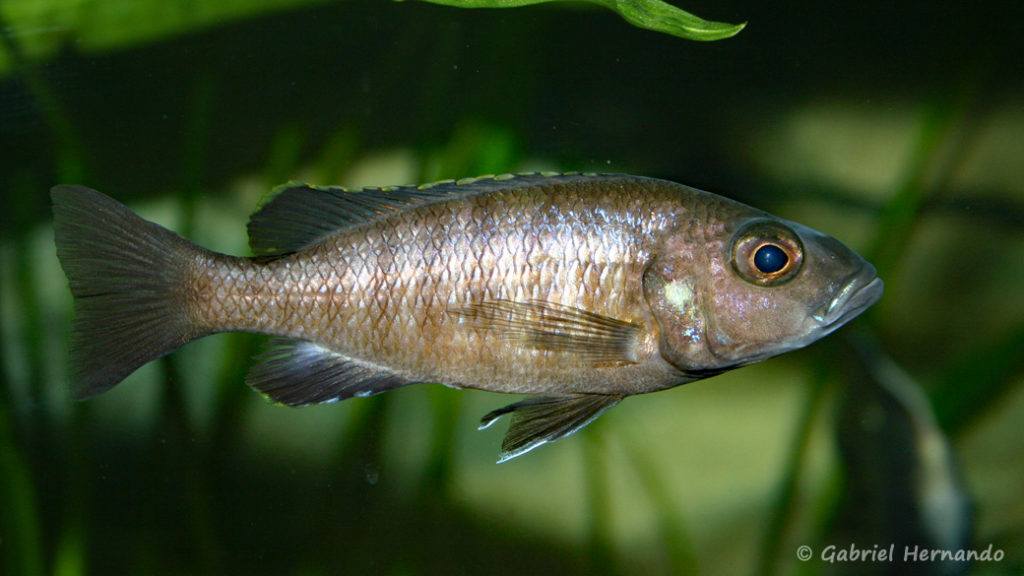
[{"x1": 52, "y1": 185, "x2": 204, "y2": 399}]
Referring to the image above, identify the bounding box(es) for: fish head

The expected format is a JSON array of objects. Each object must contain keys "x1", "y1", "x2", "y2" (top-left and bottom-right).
[{"x1": 644, "y1": 208, "x2": 883, "y2": 375}]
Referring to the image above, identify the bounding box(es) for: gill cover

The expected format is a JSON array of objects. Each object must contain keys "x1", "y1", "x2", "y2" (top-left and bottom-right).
[{"x1": 642, "y1": 250, "x2": 714, "y2": 376}]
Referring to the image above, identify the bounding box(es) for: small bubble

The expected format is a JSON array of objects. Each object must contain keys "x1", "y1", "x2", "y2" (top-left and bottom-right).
[{"x1": 364, "y1": 463, "x2": 379, "y2": 485}]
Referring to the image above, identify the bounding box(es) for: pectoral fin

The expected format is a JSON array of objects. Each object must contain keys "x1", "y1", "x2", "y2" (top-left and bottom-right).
[
  {"x1": 451, "y1": 300, "x2": 642, "y2": 365},
  {"x1": 480, "y1": 394, "x2": 623, "y2": 463}
]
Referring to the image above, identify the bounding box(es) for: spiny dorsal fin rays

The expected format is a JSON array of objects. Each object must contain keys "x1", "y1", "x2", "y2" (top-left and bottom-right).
[
  {"x1": 246, "y1": 172, "x2": 622, "y2": 257},
  {"x1": 479, "y1": 395, "x2": 623, "y2": 463}
]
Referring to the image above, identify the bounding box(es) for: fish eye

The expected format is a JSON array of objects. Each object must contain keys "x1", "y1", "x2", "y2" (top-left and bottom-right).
[
  {"x1": 753, "y1": 243, "x2": 788, "y2": 274},
  {"x1": 731, "y1": 221, "x2": 803, "y2": 286}
]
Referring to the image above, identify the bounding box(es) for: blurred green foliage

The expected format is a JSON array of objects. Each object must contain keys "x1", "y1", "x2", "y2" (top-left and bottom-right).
[
  {"x1": 412, "y1": 0, "x2": 745, "y2": 41},
  {"x1": 2, "y1": 1, "x2": 1023, "y2": 575},
  {"x1": 0, "y1": 0, "x2": 335, "y2": 74},
  {"x1": 0, "y1": 0, "x2": 739, "y2": 79}
]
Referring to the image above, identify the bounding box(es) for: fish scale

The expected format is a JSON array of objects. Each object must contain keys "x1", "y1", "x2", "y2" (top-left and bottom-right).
[{"x1": 52, "y1": 173, "x2": 882, "y2": 461}]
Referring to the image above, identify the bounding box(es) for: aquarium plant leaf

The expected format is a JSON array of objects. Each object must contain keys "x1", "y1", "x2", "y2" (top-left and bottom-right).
[{"x1": 411, "y1": 0, "x2": 745, "y2": 41}]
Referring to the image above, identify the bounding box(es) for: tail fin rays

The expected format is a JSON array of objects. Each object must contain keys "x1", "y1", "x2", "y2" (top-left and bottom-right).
[{"x1": 52, "y1": 185, "x2": 201, "y2": 399}]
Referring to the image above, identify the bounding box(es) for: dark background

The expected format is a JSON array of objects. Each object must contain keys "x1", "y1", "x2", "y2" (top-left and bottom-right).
[{"x1": 2, "y1": 1, "x2": 1022, "y2": 574}]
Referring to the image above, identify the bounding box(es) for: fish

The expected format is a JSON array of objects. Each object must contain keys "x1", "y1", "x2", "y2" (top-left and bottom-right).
[{"x1": 51, "y1": 173, "x2": 883, "y2": 462}]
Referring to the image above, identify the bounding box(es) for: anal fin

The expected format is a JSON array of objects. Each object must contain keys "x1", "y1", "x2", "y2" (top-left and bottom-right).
[
  {"x1": 479, "y1": 394, "x2": 623, "y2": 463},
  {"x1": 247, "y1": 338, "x2": 410, "y2": 406}
]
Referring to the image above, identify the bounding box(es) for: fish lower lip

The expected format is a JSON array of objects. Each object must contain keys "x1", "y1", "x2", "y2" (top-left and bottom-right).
[{"x1": 818, "y1": 275, "x2": 884, "y2": 328}]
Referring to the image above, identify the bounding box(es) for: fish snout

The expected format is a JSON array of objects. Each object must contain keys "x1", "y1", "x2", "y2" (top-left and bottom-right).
[{"x1": 815, "y1": 266, "x2": 884, "y2": 331}]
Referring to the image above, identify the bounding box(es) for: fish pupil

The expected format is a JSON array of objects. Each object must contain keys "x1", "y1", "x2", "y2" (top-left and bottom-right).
[{"x1": 753, "y1": 244, "x2": 788, "y2": 274}]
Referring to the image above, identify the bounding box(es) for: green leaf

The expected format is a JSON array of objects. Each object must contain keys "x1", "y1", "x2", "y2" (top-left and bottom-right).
[{"x1": 411, "y1": 0, "x2": 746, "y2": 41}]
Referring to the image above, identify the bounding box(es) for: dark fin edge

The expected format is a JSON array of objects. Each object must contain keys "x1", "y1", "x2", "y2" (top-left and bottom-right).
[
  {"x1": 51, "y1": 185, "x2": 202, "y2": 399},
  {"x1": 450, "y1": 300, "x2": 642, "y2": 365},
  {"x1": 247, "y1": 338, "x2": 411, "y2": 406},
  {"x1": 247, "y1": 173, "x2": 634, "y2": 258},
  {"x1": 479, "y1": 395, "x2": 623, "y2": 463}
]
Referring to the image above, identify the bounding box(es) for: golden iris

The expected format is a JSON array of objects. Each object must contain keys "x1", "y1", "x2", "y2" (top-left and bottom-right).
[{"x1": 731, "y1": 222, "x2": 804, "y2": 285}]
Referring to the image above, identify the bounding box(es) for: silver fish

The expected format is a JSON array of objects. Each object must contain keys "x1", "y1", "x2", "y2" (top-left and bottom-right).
[{"x1": 51, "y1": 173, "x2": 882, "y2": 461}]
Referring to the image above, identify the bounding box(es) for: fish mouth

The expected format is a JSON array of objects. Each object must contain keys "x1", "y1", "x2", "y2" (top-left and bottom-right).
[{"x1": 814, "y1": 268, "x2": 884, "y2": 333}]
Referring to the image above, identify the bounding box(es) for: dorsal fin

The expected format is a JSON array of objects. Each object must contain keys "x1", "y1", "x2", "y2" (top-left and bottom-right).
[{"x1": 246, "y1": 172, "x2": 608, "y2": 257}]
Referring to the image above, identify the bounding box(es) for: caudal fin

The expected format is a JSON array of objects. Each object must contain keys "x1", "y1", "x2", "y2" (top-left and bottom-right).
[{"x1": 52, "y1": 185, "x2": 202, "y2": 399}]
